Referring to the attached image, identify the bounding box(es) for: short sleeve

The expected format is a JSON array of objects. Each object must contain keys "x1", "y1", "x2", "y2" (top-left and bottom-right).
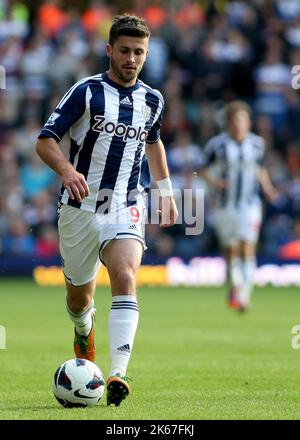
[
  {"x1": 146, "y1": 93, "x2": 164, "y2": 144},
  {"x1": 254, "y1": 135, "x2": 266, "y2": 166},
  {"x1": 198, "y1": 138, "x2": 217, "y2": 168},
  {"x1": 38, "y1": 81, "x2": 88, "y2": 142}
]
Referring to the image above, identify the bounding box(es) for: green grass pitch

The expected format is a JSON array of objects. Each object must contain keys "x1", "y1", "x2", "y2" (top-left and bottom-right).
[{"x1": 0, "y1": 278, "x2": 300, "y2": 420}]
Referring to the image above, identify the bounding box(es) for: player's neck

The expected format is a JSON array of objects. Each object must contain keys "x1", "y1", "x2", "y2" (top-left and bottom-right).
[
  {"x1": 229, "y1": 131, "x2": 248, "y2": 144},
  {"x1": 107, "y1": 69, "x2": 137, "y2": 88}
]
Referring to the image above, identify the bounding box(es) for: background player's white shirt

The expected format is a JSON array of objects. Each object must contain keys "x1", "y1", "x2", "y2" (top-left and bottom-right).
[
  {"x1": 39, "y1": 72, "x2": 164, "y2": 213},
  {"x1": 200, "y1": 131, "x2": 265, "y2": 209}
]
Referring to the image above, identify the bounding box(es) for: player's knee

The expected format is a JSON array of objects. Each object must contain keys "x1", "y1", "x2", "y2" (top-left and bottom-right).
[
  {"x1": 67, "y1": 295, "x2": 91, "y2": 314},
  {"x1": 241, "y1": 243, "x2": 256, "y2": 259},
  {"x1": 112, "y1": 268, "x2": 136, "y2": 291}
]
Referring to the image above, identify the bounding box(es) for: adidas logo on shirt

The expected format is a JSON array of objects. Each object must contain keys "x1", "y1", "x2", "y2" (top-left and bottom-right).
[
  {"x1": 129, "y1": 224, "x2": 137, "y2": 230},
  {"x1": 120, "y1": 96, "x2": 132, "y2": 105},
  {"x1": 117, "y1": 344, "x2": 131, "y2": 353}
]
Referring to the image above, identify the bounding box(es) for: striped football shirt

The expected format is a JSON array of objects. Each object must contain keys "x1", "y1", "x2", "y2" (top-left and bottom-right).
[
  {"x1": 38, "y1": 72, "x2": 164, "y2": 212},
  {"x1": 199, "y1": 131, "x2": 265, "y2": 208}
]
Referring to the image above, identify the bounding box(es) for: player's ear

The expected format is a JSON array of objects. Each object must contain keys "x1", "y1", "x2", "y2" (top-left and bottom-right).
[{"x1": 106, "y1": 44, "x2": 112, "y2": 57}]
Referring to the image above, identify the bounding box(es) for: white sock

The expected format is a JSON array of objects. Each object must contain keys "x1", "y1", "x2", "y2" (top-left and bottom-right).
[
  {"x1": 240, "y1": 257, "x2": 256, "y2": 304},
  {"x1": 229, "y1": 257, "x2": 243, "y2": 291},
  {"x1": 66, "y1": 298, "x2": 94, "y2": 336},
  {"x1": 109, "y1": 295, "x2": 139, "y2": 377}
]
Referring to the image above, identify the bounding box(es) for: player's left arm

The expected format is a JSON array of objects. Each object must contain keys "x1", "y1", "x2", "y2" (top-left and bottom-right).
[
  {"x1": 257, "y1": 165, "x2": 279, "y2": 203},
  {"x1": 145, "y1": 139, "x2": 178, "y2": 227},
  {"x1": 256, "y1": 135, "x2": 279, "y2": 203}
]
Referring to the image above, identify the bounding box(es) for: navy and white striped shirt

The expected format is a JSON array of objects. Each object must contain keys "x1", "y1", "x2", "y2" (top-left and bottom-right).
[
  {"x1": 38, "y1": 72, "x2": 164, "y2": 213},
  {"x1": 200, "y1": 131, "x2": 265, "y2": 208}
]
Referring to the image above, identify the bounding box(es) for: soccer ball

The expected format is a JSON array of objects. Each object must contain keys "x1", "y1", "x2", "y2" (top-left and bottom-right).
[{"x1": 53, "y1": 358, "x2": 105, "y2": 408}]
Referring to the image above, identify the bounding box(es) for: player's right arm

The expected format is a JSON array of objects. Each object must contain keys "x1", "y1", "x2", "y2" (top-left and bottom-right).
[
  {"x1": 36, "y1": 137, "x2": 89, "y2": 202},
  {"x1": 195, "y1": 168, "x2": 227, "y2": 190},
  {"x1": 35, "y1": 80, "x2": 90, "y2": 203}
]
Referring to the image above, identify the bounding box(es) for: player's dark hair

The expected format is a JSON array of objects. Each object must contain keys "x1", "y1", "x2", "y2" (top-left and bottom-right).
[
  {"x1": 224, "y1": 100, "x2": 252, "y2": 125},
  {"x1": 109, "y1": 14, "x2": 150, "y2": 45}
]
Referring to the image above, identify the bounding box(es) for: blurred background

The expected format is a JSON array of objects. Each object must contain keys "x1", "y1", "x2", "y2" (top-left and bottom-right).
[{"x1": 1, "y1": 0, "x2": 300, "y2": 279}]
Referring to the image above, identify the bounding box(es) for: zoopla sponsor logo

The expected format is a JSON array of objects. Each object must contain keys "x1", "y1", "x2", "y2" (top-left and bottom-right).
[{"x1": 92, "y1": 116, "x2": 148, "y2": 142}]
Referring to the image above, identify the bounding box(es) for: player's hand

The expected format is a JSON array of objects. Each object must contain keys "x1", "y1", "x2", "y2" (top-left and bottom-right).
[
  {"x1": 157, "y1": 196, "x2": 178, "y2": 227},
  {"x1": 61, "y1": 167, "x2": 90, "y2": 203},
  {"x1": 193, "y1": 171, "x2": 227, "y2": 190},
  {"x1": 264, "y1": 187, "x2": 280, "y2": 204}
]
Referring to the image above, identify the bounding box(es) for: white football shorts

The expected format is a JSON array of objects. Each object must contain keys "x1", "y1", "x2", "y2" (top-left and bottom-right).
[
  {"x1": 214, "y1": 203, "x2": 262, "y2": 248},
  {"x1": 58, "y1": 202, "x2": 147, "y2": 286}
]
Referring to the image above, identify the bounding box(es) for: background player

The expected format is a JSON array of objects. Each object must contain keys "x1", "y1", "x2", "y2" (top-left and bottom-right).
[
  {"x1": 196, "y1": 101, "x2": 278, "y2": 311},
  {"x1": 36, "y1": 14, "x2": 178, "y2": 406}
]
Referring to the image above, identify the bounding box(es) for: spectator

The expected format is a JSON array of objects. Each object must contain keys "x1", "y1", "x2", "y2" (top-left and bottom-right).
[
  {"x1": 1, "y1": 219, "x2": 36, "y2": 256},
  {"x1": 36, "y1": 224, "x2": 59, "y2": 258},
  {"x1": 254, "y1": 47, "x2": 291, "y2": 131},
  {"x1": 19, "y1": 154, "x2": 56, "y2": 200},
  {"x1": 1, "y1": 0, "x2": 300, "y2": 263}
]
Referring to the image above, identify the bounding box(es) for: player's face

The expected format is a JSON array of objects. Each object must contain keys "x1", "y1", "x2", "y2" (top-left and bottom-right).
[
  {"x1": 107, "y1": 36, "x2": 148, "y2": 87},
  {"x1": 228, "y1": 110, "x2": 251, "y2": 141}
]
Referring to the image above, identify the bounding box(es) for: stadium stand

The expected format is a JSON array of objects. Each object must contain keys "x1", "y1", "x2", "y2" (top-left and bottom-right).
[{"x1": 1, "y1": 0, "x2": 300, "y2": 272}]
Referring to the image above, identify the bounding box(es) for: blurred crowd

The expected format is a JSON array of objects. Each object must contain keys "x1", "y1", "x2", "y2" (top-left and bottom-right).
[{"x1": 1, "y1": 0, "x2": 300, "y2": 263}]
